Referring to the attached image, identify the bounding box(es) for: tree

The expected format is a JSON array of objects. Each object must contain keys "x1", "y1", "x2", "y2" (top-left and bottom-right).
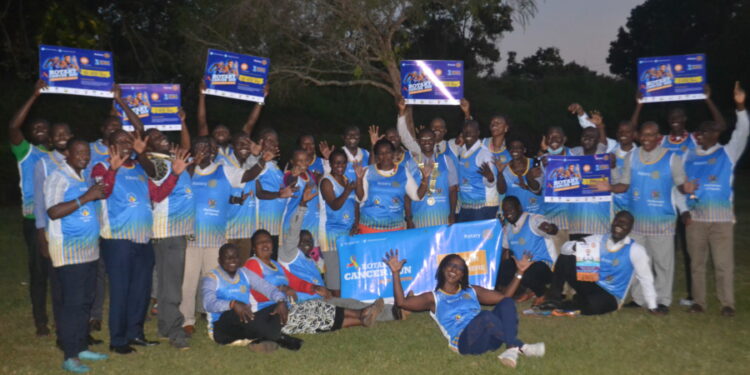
[
  {"x1": 504, "y1": 47, "x2": 595, "y2": 80},
  {"x1": 186, "y1": 0, "x2": 537, "y2": 101},
  {"x1": 607, "y1": 0, "x2": 748, "y2": 96}
]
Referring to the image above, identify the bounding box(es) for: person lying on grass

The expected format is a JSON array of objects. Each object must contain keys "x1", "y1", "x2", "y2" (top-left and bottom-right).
[
  {"x1": 245, "y1": 229, "x2": 385, "y2": 335},
  {"x1": 383, "y1": 250, "x2": 545, "y2": 369}
]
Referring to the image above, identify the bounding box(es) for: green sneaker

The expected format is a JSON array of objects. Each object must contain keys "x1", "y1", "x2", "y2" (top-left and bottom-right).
[{"x1": 62, "y1": 358, "x2": 91, "y2": 373}]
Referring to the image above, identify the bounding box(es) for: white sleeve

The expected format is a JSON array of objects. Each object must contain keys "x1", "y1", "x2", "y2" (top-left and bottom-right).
[
  {"x1": 578, "y1": 114, "x2": 596, "y2": 128},
  {"x1": 726, "y1": 110, "x2": 749, "y2": 163},
  {"x1": 44, "y1": 172, "x2": 69, "y2": 211},
  {"x1": 672, "y1": 186, "x2": 688, "y2": 214},
  {"x1": 223, "y1": 166, "x2": 246, "y2": 188},
  {"x1": 528, "y1": 214, "x2": 553, "y2": 238},
  {"x1": 502, "y1": 225, "x2": 510, "y2": 249},
  {"x1": 444, "y1": 156, "x2": 458, "y2": 186},
  {"x1": 560, "y1": 240, "x2": 578, "y2": 256},
  {"x1": 606, "y1": 138, "x2": 618, "y2": 153},
  {"x1": 448, "y1": 138, "x2": 460, "y2": 156},
  {"x1": 669, "y1": 153, "x2": 687, "y2": 186},
  {"x1": 359, "y1": 169, "x2": 370, "y2": 204},
  {"x1": 629, "y1": 243, "x2": 657, "y2": 310},
  {"x1": 404, "y1": 167, "x2": 421, "y2": 201},
  {"x1": 397, "y1": 115, "x2": 420, "y2": 154}
]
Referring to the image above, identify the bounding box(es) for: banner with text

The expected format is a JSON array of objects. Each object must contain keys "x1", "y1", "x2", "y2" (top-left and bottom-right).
[
  {"x1": 39, "y1": 45, "x2": 114, "y2": 98},
  {"x1": 544, "y1": 154, "x2": 612, "y2": 203},
  {"x1": 202, "y1": 49, "x2": 269, "y2": 103},
  {"x1": 115, "y1": 84, "x2": 182, "y2": 131},
  {"x1": 637, "y1": 53, "x2": 707, "y2": 103},
  {"x1": 338, "y1": 219, "x2": 502, "y2": 302},
  {"x1": 400, "y1": 60, "x2": 463, "y2": 105}
]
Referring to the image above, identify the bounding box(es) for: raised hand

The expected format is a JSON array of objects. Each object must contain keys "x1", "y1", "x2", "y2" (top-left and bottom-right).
[
  {"x1": 636, "y1": 90, "x2": 644, "y2": 102},
  {"x1": 301, "y1": 181, "x2": 317, "y2": 203},
  {"x1": 178, "y1": 107, "x2": 186, "y2": 122},
  {"x1": 262, "y1": 144, "x2": 280, "y2": 162},
  {"x1": 590, "y1": 110, "x2": 604, "y2": 127},
  {"x1": 382, "y1": 249, "x2": 406, "y2": 274},
  {"x1": 113, "y1": 84, "x2": 122, "y2": 101},
  {"x1": 567, "y1": 103, "x2": 584, "y2": 116},
  {"x1": 199, "y1": 79, "x2": 206, "y2": 92},
  {"x1": 247, "y1": 139, "x2": 262, "y2": 156},
  {"x1": 131, "y1": 132, "x2": 150, "y2": 154},
  {"x1": 172, "y1": 148, "x2": 192, "y2": 175},
  {"x1": 34, "y1": 79, "x2": 47, "y2": 97},
  {"x1": 734, "y1": 81, "x2": 746, "y2": 105},
  {"x1": 354, "y1": 162, "x2": 366, "y2": 180},
  {"x1": 703, "y1": 84, "x2": 711, "y2": 99},
  {"x1": 263, "y1": 83, "x2": 270, "y2": 98},
  {"x1": 319, "y1": 140, "x2": 334, "y2": 160},
  {"x1": 514, "y1": 252, "x2": 534, "y2": 273},
  {"x1": 279, "y1": 184, "x2": 299, "y2": 198},
  {"x1": 420, "y1": 161, "x2": 434, "y2": 180},
  {"x1": 397, "y1": 96, "x2": 407, "y2": 115},
  {"x1": 494, "y1": 158, "x2": 509, "y2": 173},
  {"x1": 460, "y1": 98, "x2": 470, "y2": 116},
  {"x1": 368, "y1": 125, "x2": 384, "y2": 146},
  {"x1": 109, "y1": 144, "x2": 126, "y2": 170}
]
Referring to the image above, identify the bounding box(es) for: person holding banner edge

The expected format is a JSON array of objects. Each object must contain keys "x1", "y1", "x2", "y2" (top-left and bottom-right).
[{"x1": 383, "y1": 250, "x2": 544, "y2": 368}]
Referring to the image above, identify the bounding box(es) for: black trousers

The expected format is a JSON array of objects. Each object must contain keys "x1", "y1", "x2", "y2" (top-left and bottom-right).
[
  {"x1": 497, "y1": 258, "x2": 552, "y2": 297},
  {"x1": 675, "y1": 217, "x2": 692, "y2": 299},
  {"x1": 548, "y1": 254, "x2": 618, "y2": 315},
  {"x1": 56, "y1": 260, "x2": 97, "y2": 359},
  {"x1": 23, "y1": 218, "x2": 51, "y2": 328},
  {"x1": 213, "y1": 305, "x2": 282, "y2": 345}
]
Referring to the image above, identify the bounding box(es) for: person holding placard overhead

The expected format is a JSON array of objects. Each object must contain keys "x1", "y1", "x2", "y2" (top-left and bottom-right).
[
  {"x1": 9, "y1": 79, "x2": 53, "y2": 337},
  {"x1": 355, "y1": 139, "x2": 431, "y2": 233},
  {"x1": 683, "y1": 82, "x2": 748, "y2": 317}
]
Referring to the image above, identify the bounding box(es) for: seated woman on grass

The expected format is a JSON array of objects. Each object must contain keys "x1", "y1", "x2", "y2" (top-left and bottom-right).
[
  {"x1": 383, "y1": 250, "x2": 545, "y2": 369},
  {"x1": 244, "y1": 230, "x2": 385, "y2": 335}
]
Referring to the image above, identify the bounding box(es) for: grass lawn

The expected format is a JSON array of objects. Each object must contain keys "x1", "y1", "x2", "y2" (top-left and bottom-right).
[{"x1": 1, "y1": 174, "x2": 749, "y2": 375}]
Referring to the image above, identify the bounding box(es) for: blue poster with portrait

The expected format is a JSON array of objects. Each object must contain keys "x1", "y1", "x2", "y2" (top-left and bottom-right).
[
  {"x1": 337, "y1": 219, "x2": 502, "y2": 303},
  {"x1": 637, "y1": 54, "x2": 707, "y2": 103},
  {"x1": 400, "y1": 60, "x2": 463, "y2": 105},
  {"x1": 543, "y1": 154, "x2": 611, "y2": 203},
  {"x1": 39, "y1": 45, "x2": 114, "y2": 98},
  {"x1": 202, "y1": 49, "x2": 269, "y2": 103},
  {"x1": 114, "y1": 84, "x2": 182, "y2": 131}
]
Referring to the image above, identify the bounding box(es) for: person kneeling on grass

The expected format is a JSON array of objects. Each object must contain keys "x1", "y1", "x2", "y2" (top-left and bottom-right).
[
  {"x1": 245, "y1": 230, "x2": 385, "y2": 335},
  {"x1": 383, "y1": 250, "x2": 545, "y2": 369},
  {"x1": 201, "y1": 244, "x2": 303, "y2": 353},
  {"x1": 539, "y1": 211, "x2": 662, "y2": 316}
]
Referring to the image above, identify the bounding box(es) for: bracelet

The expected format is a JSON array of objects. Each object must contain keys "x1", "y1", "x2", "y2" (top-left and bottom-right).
[
  {"x1": 514, "y1": 273, "x2": 523, "y2": 280},
  {"x1": 75, "y1": 198, "x2": 82, "y2": 208}
]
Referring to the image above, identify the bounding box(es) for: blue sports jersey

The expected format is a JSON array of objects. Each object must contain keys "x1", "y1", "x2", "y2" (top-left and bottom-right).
[
  {"x1": 17, "y1": 143, "x2": 48, "y2": 217},
  {"x1": 502, "y1": 159, "x2": 542, "y2": 214},
  {"x1": 251, "y1": 258, "x2": 290, "y2": 310},
  {"x1": 595, "y1": 235, "x2": 635, "y2": 301},
  {"x1": 457, "y1": 146, "x2": 497, "y2": 209},
  {"x1": 281, "y1": 173, "x2": 320, "y2": 245},
  {"x1": 505, "y1": 215, "x2": 555, "y2": 267},
  {"x1": 322, "y1": 175, "x2": 357, "y2": 252},
  {"x1": 192, "y1": 164, "x2": 232, "y2": 247},
  {"x1": 660, "y1": 133, "x2": 696, "y2": 157},
  {"x1": 431, "y1": 287, "x2": 481, "y2": 352},
  {"x1": 407, "y1": 153, "x2": 452, "y2": 228},
  {"x1": 279, "y1": 249, "x2": 324, "y2": 303},
  {"x1": 629, "y1": 150, "x2": 676, "y2": 235},
  {"x1": 257, "y1": 162, "x2": 286, "y2": 236},
  {"x1": 482, "y1": 138, "x2": 512, "y2": 164},
  {"x1": 98, "y1": 161, "x2": 153, "y2": 243},
  {"x1": 309, "y1": 156, "x2": 325, "y2": 176},
  {"x1": 344, "y1": 148, "x2": 369, "y2": 181},
  {"x1": 46, "y1": 167, "x2": 100, "y2": 267},
  {"x1": 360, "y1": 165, "x2": 409, "y2": 230},
  {"x1": 226, "y1": 181, "x2": 257, "y2": 239},
  {"x1": 684, "y1": 147, "x2": 735, "y2": 222},
  {"x1": 152, "y1": 166, "x2": 194, "y2": 238}
]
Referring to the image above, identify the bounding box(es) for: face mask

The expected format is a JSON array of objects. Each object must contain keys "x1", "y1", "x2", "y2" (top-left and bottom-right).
[{"x1": 547, "y1": 146, "x2": 564, "y2": 155}]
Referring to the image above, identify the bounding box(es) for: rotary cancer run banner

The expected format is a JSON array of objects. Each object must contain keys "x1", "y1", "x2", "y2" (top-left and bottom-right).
[
  {"x1": 115, "y1": 84, "x2": 182, "y2": 131},
  {"x1": 637, "y1": 53, "x2": 707, "y2": 103},
  {"x1": 39, "y1": 45, "x2": 114, "y2": 98},
  {"x1": 202, "y1": 49, "x2": 269, "y2": 103},
  {"x1": 544, "y1": 154, "x2": 612, "y2": 203},
  {"x1": 400, "y1": 60, "x2": 464, "y2": 105},
  {"x1": 337, "y1": 219, "x2": 502, "y2": 302}
]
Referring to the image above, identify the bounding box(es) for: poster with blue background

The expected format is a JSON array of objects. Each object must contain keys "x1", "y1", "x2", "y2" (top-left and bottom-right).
[
  {"x1": 337, "y1": 219, "x2": 502, "y2": 302},
  {"x1": 202, "y1": 49, "x2": 269, "y2": 103},
  {"x1": 637, "y1": 53, "x2": 706, "y2": 103},
  {"x1": 39, "y1": 45, "x2": 114, "y2": 97},
  {"x1": 115, "y1": 84, "x2": 182, "y2": 131},
  {"x1": 400, "y1": 60, "x2": 463, "y2": 105},
  {"x1": 544, "y1": 154, "x2": 611, "y2": 203}
]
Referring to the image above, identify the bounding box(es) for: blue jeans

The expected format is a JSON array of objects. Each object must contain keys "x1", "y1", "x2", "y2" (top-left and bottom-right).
[
  {"x1": 101, "y1": 239, "x2": 155, "y2": 346},
  {"x1": 55, "y1": 260, "x2": 97, "y2": 359},
  {"x1": 457, "y1": 298, "x2": 523, "y2": 355}
]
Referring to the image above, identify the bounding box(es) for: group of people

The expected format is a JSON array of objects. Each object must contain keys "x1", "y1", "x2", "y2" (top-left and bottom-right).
[{"x1": 11, "y1": 75, "x2": 747, "y2": 371}]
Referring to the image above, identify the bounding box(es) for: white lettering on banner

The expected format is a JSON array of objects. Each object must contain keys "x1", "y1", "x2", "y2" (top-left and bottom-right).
[{"x1": 343, "y1": 265, "x2": 412, "y2": 281}]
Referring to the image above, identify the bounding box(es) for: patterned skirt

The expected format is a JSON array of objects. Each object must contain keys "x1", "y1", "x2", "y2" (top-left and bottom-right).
[{"x1": 281, "y1": 299, "x2": 340, "y2": 335}]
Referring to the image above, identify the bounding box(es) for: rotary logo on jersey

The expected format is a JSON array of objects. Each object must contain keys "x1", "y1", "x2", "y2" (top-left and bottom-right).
[
  {"x1": 650, "y1": 171, "x2": 660, "y2": 179},
  {"x1": 208, "y1": 199, "x2": 217, "y2": 209},
  {"x1": 208, "y1": 179, "x2": 218, "y2": 188}
]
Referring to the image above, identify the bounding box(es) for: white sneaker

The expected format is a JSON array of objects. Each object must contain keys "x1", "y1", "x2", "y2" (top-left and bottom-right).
[
  {"x1": 679, "y1": 298, "x2": 694, "y2": 307},
  {"x1": 520, "y1": 342, "x2": 545, "y2": 357},
  {"x1": 498, "y1": 347, "x2": 519, "y2": 368}
]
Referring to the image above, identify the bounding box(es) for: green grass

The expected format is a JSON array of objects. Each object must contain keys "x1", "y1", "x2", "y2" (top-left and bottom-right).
[{"x1": 2, "y1": 175, "x2": 750, "y2": 374}]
